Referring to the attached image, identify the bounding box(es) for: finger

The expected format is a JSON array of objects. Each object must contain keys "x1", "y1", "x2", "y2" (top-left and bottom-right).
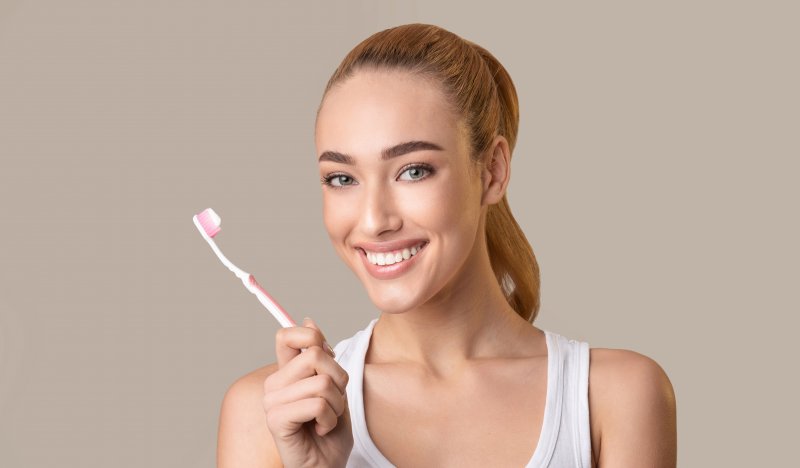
[
  {"x1": 265, "y1": 345, "x2": 349, "y2": 395},
  {"x1": 265, "y1": 396, "x2": 340, "y2": 439},
  {"x1": 274, "y1": 321, "x2": 329, "y2": 368},
  {"x1": 302, "y1": 317, "x2": 336, "y2": 357},
  {"x1": 263, "y1": 373, "x2": 347, "y2": 418}
]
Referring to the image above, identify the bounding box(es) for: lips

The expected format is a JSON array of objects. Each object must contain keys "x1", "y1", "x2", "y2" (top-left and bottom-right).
[
  {"x1": 362, "y1": 241, "x2": 426, "y2": 265},
  {"x1": 355, "y1": 240, "x2": 428, "y2": 280}
]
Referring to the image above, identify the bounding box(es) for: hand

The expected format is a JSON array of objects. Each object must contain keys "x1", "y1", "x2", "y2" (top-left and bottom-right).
[{"x1": 263, "y1": 317, "x2": 353, "y2": 468}]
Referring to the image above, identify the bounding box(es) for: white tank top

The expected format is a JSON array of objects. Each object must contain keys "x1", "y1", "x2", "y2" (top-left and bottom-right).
[{"x1": 332, "y1": 318, "x2": 593, "y2": 467}]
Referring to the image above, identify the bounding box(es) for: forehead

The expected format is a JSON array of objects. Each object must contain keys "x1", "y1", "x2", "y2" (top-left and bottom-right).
[{"x1": 315, "y1": 69, "x2": 465, "y2": 159}]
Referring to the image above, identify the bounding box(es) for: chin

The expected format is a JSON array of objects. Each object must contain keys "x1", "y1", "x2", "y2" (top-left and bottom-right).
[{"x1": 364, "y1": 283, "x2": 421, "y2": 314}]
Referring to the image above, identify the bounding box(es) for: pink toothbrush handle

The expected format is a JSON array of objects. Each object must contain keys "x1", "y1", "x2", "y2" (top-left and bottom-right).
[{"x1": 248, "y1": 274, "x2": 297, "y2": 327}]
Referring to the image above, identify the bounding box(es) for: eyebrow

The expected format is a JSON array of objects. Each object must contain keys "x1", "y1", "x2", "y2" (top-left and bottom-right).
[{"x1": 317, "y1": 140, "x2": 444, "y2": 165}]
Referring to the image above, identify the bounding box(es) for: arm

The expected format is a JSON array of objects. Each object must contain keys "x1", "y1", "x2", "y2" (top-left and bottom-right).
[
  {"x1": 217, "y1": 364, "x2": 284, "y2": 468},
  {"x1": 589, "y1": 349, "x2": 678, "y2": 467}
]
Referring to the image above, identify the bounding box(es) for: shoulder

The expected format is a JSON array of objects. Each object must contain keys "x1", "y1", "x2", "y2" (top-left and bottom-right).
[
  {"x1": 588, "y1": 347, "x2": 677, "y2": 467},
  {"x1": 217, "y1": 363, "x2": 282, "y2": 468}
]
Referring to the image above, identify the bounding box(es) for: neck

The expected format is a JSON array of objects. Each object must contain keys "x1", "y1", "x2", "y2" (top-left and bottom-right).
[{"x1": 369, "y1": 228, "x2": 536, "y2": 377}]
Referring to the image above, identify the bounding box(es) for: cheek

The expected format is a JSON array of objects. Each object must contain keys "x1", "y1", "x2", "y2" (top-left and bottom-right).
[
  {"x1": 322, "y1": 192, "x2": 357, "y2": 241},
  {"x1": 406, "y1": 173, "x2": 481, "y2": 232},
  {"x1": 393, "y1": 177, "x2": 482, "y2": 269}
]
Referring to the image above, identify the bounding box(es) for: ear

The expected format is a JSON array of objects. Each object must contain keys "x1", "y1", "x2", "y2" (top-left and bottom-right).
[{"x1": 481, "y1": 135, "x2": 511, "y2": 206}]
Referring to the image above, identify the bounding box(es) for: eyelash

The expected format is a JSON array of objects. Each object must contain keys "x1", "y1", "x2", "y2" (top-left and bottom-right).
[{"x1": 320, "y1": 163, "x2": 435, "y2": 189}]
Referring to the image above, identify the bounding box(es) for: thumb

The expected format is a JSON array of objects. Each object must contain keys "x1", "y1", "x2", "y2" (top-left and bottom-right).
[{"x1": 303, "y1": 317, "x2": 335, "y2": 357}]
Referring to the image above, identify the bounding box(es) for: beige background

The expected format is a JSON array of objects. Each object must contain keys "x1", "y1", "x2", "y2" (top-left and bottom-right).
[{"x1": 1, "y1": 1, "x2": 797, "y2": 466}]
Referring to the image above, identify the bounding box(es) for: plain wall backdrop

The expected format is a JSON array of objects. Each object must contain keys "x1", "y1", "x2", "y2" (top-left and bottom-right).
[{"x1": 1, "y1": 1, "x2": 797, "y2": 466}]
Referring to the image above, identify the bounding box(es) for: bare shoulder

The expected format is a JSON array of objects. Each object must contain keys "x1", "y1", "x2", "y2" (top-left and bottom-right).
[
  {"x1": 588, "y1": 348, "x2": 677, "y2": 467},
  {"x1": 217, "y1": 363, "x2": 282, "y2": 468}
]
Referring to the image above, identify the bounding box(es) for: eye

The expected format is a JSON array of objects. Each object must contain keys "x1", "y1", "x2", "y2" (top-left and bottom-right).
[
  {"x1": 397, "y1": 164, "x2": 433, "y2": 182},
  {"x1": 322, "y1": 173, "x2": 356, "y2": 188}
]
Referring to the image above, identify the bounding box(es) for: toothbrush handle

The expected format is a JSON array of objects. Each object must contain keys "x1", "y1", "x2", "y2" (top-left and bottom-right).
[{"x1": 245, "y1": 274, "x2": 297, "y2": 328}]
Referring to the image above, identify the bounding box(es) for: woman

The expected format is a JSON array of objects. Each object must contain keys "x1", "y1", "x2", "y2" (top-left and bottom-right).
[{"x1": 218, "y1": 23, "x2": 677, "y2": 467}]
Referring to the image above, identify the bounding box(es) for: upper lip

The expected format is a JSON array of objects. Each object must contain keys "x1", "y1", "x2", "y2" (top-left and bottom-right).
[{"x1": 353, "y1": 239, "x2": 428, "y2": 253}]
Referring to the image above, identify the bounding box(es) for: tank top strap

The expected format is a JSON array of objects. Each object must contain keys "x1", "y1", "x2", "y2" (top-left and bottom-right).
[
  {"x1": 333, "y1": 318, "x2": 391, "y2": 467},
  {"x1": 533, "y1": 330, "x2": 592, "y2": 468}
]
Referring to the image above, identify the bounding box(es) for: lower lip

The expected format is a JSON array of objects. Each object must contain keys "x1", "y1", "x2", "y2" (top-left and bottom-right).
[{"x1": 359, "y1": 243, "x2": 427, "y2": 280}]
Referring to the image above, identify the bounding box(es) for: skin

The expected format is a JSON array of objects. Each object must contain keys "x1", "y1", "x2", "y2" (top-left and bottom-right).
[{"x1": 217, "y1": 69, "x2": 677, "y2": 467}]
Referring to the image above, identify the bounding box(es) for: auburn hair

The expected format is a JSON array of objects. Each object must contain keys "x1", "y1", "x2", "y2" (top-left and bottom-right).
[{"x1": 316, "y1": 23, "x2": 541, "y2": 322}]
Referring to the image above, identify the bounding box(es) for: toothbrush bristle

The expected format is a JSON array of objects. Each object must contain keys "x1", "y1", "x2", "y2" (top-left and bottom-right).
[{"x1": 196, "y1": 208, "x2": 222, "y2": 238}]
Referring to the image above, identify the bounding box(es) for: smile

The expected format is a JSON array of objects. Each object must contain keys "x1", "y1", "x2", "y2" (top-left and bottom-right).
[
  {"x1": 363, "y1": 241, "x2": 427, "y2": 266},
  {"x1": 356, "y1": 240, "x2": 429, "y2": 280}
]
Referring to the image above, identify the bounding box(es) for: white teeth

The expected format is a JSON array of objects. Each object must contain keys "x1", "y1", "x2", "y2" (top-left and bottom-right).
[{"x1": 364, "y1": 242, "x2": 426, "y2": 266}]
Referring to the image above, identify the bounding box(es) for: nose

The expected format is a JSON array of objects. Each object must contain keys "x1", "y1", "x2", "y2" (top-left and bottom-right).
[{"x1": 358, "y1": 183, "x2": 402, "y2": 238}]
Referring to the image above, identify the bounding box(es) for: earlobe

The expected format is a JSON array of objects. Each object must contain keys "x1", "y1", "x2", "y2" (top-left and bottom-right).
[{"x1": 480, "y1": 136, "x2": 511, "y2": 206}]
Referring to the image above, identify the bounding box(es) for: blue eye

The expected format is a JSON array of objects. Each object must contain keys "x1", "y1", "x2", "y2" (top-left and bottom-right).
[
  {"x1": 331, "y1": 175, "x2": 354, "y2": 186},
  {"x1": 322, "y1": 174, "x2": 356, "y2": 188},
  {"x1": 398, "y1": 164, "x2": 433, "y2": 181}
]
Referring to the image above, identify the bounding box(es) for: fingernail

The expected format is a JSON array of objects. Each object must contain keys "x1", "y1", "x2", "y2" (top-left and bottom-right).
[{"x1": 303, "y1": 316, "x2": 312, "y2": 325}]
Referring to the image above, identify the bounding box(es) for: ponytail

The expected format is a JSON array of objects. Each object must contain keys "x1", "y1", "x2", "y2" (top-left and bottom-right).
[{"x1": 471, "y1": 42, "x2": 541, "y2": 322}]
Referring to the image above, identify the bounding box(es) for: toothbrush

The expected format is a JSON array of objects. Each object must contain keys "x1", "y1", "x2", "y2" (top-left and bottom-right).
[{"x1": 192, "y1": 207, "x2": 297, "y2": 328}]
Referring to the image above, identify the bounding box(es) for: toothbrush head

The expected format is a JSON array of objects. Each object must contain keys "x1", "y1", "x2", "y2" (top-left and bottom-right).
[
  {"x1": 192, "y1": 206, "x2": 245, "y2": 277},
  {"x1": 195, "y1": 208, "x2": 222, "y2": 238}
]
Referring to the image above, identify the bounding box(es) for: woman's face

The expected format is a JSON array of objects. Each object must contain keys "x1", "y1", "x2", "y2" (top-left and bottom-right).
[{"x1": 315, "y1": 69, "x2": 486, "y2": 314}]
